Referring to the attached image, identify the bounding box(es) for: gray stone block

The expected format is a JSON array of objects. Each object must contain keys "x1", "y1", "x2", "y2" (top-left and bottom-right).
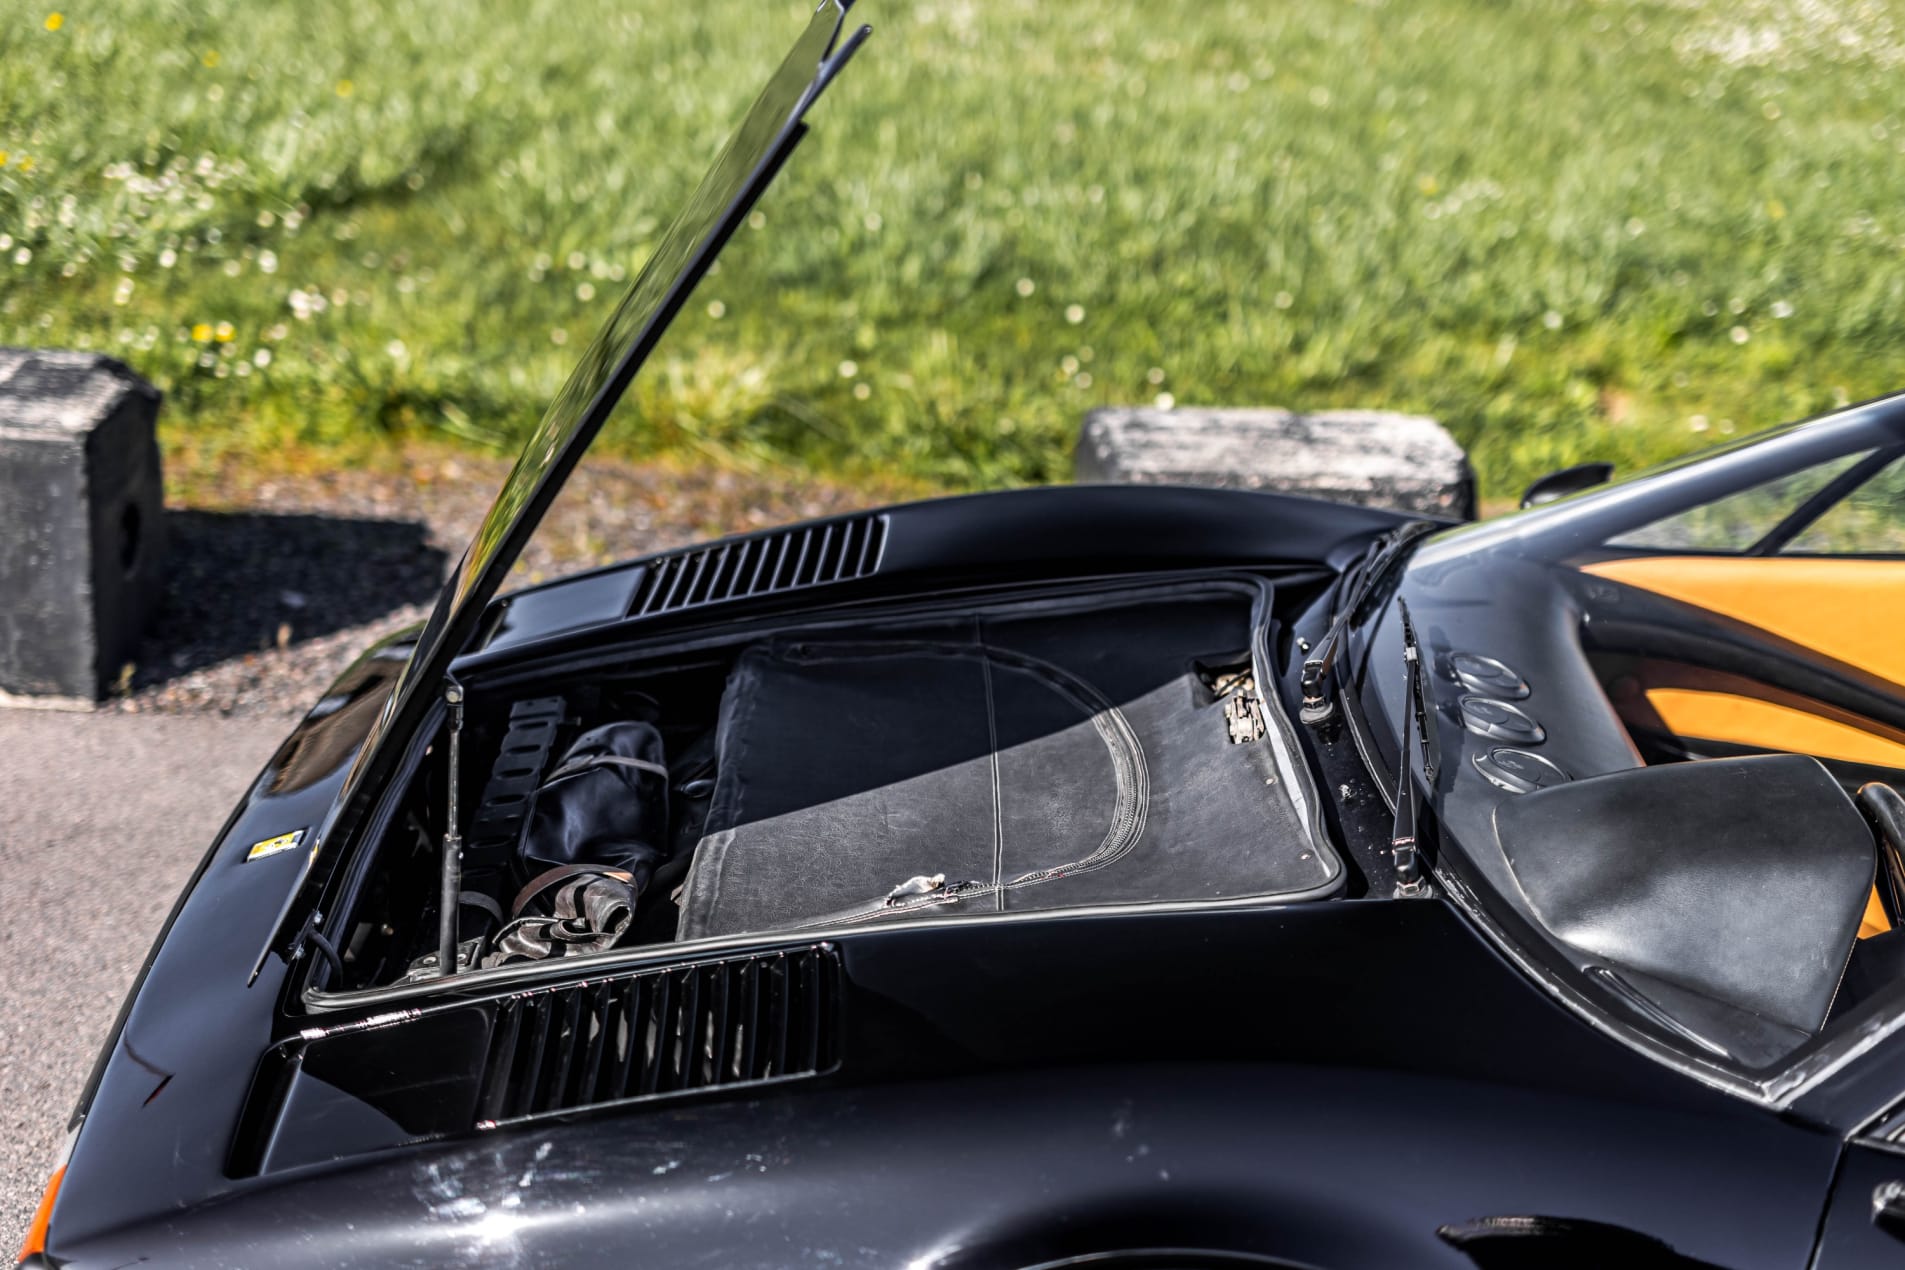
[
  {"x1": 0, "y1": 348, "x2": 165, "y2": 703},
  {"x1": 1077, "y1": 406, "x2": 1475, "y2": 520}
]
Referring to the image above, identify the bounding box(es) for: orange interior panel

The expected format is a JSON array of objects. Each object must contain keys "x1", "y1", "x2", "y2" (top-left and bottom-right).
[
  {"x1": 1583, "y1": 555, "x2": 1905, "y2": 686},
  {"x1": 1585, "y1": 554, "x2": 1905, "y2": 766},
  {"x1": 1862, "y1": 888, "x2": 1892, "y2": 939},
  {"x1": 1635, "y1": 689, "x2": 1905, "y2": 769}
]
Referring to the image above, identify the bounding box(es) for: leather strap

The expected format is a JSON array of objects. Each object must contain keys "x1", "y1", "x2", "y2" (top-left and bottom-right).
[{"x1": 510, "y1": 863, "x2": 635, "y2": 919}]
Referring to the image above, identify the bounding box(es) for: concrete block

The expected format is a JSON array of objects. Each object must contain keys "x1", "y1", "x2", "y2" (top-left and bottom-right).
[
  {"x1": 1077, "y1": 406, "x2": 1475, "y2": 520},
  {"x1": 0, "y1": 349, "x2": 165, "y2": 703}
]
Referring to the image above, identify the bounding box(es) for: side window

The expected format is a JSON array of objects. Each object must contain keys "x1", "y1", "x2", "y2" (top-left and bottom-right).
[
  {"x1": 1783, "y1": 458, "x2": 1905, "y2": 555},
  {"x1": 1606, "y1": 453, "x2": 1867, "y2": 553}
]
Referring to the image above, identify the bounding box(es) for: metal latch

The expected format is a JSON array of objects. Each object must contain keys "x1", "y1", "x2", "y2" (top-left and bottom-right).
[
  {"x1": 885, "y1": 873, "x2": 947, "y2": 905},
  {"x1": 1211, "y1": 669, "x2": 1267, "y2": 745}
]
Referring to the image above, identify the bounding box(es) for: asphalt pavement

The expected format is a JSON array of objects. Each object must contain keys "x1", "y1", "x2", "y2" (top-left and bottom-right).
[{"x1": 0, "y1": 707, "x2": 290, "y2": 1250}]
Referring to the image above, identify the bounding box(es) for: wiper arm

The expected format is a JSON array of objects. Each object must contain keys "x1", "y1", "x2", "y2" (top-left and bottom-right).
[
  {"x1": 1300, "y1": 520, "x2": 1438, "y2": 726},
  {"x1": 1390, "y1": 598, "x2": 1438, "y2": 897}
]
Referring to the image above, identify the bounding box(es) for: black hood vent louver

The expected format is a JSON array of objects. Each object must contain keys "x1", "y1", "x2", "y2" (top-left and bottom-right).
[
  {"x1": 475, "y1": 945, "x2": 840, "y2": 1127},
  {"x1": 631, "y1": 514, "x2": 887, "y2": 618}
]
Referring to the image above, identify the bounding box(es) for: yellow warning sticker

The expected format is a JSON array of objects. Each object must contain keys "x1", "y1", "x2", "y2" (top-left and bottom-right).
[{"x1": 245, "y1": 828, "x2": 307, "y2": 862}]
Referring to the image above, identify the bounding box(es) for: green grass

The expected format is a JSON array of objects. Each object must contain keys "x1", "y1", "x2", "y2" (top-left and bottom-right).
[{"x1": 6, "y1": 0, "x2": 1905, "y2": 500}]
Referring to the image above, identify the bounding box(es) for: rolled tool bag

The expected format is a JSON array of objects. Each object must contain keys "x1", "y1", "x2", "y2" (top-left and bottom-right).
[
  {"x1": 483, "y1": 721, "x2": 671, "y2": 967},
  {"x1": 676, "y1": 589, "x2": 1339, "y2": 941}
]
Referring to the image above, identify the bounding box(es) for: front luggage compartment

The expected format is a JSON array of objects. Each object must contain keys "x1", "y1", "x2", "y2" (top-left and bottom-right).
[
  {"x1": 322, "y1": 576, "x2": 1338, "y2": 994},
  {"x1": 683, "y1": 587, "x2": 1336, "y2": 938}
]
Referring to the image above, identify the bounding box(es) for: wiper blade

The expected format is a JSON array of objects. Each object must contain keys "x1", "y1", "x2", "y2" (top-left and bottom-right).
[
  {"x1": 1299, "y1": 520, "x2": 1437, "y2": 726},
  {"x1": 1390, "y1": 597, "x2": 1437, "y2": 897}
]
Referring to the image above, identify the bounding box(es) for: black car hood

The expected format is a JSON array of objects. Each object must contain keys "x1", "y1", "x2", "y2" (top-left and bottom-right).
[{"x1": 288, "y1": 2, "x2": 869, "y2": 929}]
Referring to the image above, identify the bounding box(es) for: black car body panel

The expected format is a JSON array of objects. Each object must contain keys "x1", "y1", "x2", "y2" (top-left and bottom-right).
[
  {"x1": 477, "y1": 482, "x2": 1408, "y2": 660},
  {"x1": 52, "y1": 904, "x2": 1847, "y2": 1269}
]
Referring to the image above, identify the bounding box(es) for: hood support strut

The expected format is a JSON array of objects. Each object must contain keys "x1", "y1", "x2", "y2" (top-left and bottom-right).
[{"x1": 437, "y1": 679, "x2": 467, "y2": 978}]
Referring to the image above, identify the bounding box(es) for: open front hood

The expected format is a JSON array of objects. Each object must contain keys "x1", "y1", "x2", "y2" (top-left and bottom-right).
[{"x1": 266, "y1": 2, "x2": 870, "y2": 969}]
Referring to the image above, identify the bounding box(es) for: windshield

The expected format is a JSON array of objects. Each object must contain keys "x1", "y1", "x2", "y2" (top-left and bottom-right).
[{"x1": 1350, "y1": 397, "x2": 1905, "y2": 1086}]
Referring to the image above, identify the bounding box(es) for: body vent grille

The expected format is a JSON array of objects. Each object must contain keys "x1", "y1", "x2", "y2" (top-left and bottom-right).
[
  {"x1": 475, "y1": 946, "x2": 839, "y2": 1126},
  {"x1": 631, "y1": 514, "x2": 887, "y2": 617}
]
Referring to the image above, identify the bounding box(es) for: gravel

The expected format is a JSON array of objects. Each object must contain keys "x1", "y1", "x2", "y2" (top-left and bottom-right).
[{"x1": 110, "y1": 453, "x2": 901, "y2": 717}]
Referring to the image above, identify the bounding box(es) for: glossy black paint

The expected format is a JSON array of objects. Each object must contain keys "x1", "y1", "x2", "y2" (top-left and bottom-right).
[
  {"x1": 46, "y1": 904, "x2": 1852, "y2": 1269},
  {"x1": 1816, "y1": 1140, "x2": 1905, "y2": 1266},
  {"x1": 250, "y1": 902, "x2": 1784, "y2": 1169},
  {"x1": 476, "y1": 482, "x2": 1409, "y2": 661},
  {"x1": 46, "y1": 636, "x2": 407, "y2": 1244}
]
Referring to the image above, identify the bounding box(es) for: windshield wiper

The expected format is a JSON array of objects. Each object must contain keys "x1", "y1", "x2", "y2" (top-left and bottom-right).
[
  {"x1": 1390, "y1": 598, "x2": 1438, "y2": 897},
  {"x1": 1299, "y1": 520, "x2": 1438, "y2": 726}
]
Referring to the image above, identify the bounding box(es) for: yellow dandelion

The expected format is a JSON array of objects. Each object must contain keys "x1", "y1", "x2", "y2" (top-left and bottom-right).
[
  {"x1": 44, "y1": 12, "x2": 63, "y2": 31},
  {"x1": 17, "y1": 156, "x2": 33, "y2": 173},
  {"x1": 335, "y1": 79, "x2": 354, "y2": 98},
  {"x1": 0, "y1": 152, "x2": 9, "y2": 168},
  {"x1": 202, "y1": 50, "x2": 220, "y2": 69},
  {"x1": 191, "y1": 323, "x2": 211, "y2": 342},
  {"x1": 213, "y1": 321, "x2": 235, "y2": 342}
]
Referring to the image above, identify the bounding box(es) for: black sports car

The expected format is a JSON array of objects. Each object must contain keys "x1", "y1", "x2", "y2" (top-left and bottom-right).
[{"x1": 21, "y1": 4, "x2": 1905, "y2": 1267}]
